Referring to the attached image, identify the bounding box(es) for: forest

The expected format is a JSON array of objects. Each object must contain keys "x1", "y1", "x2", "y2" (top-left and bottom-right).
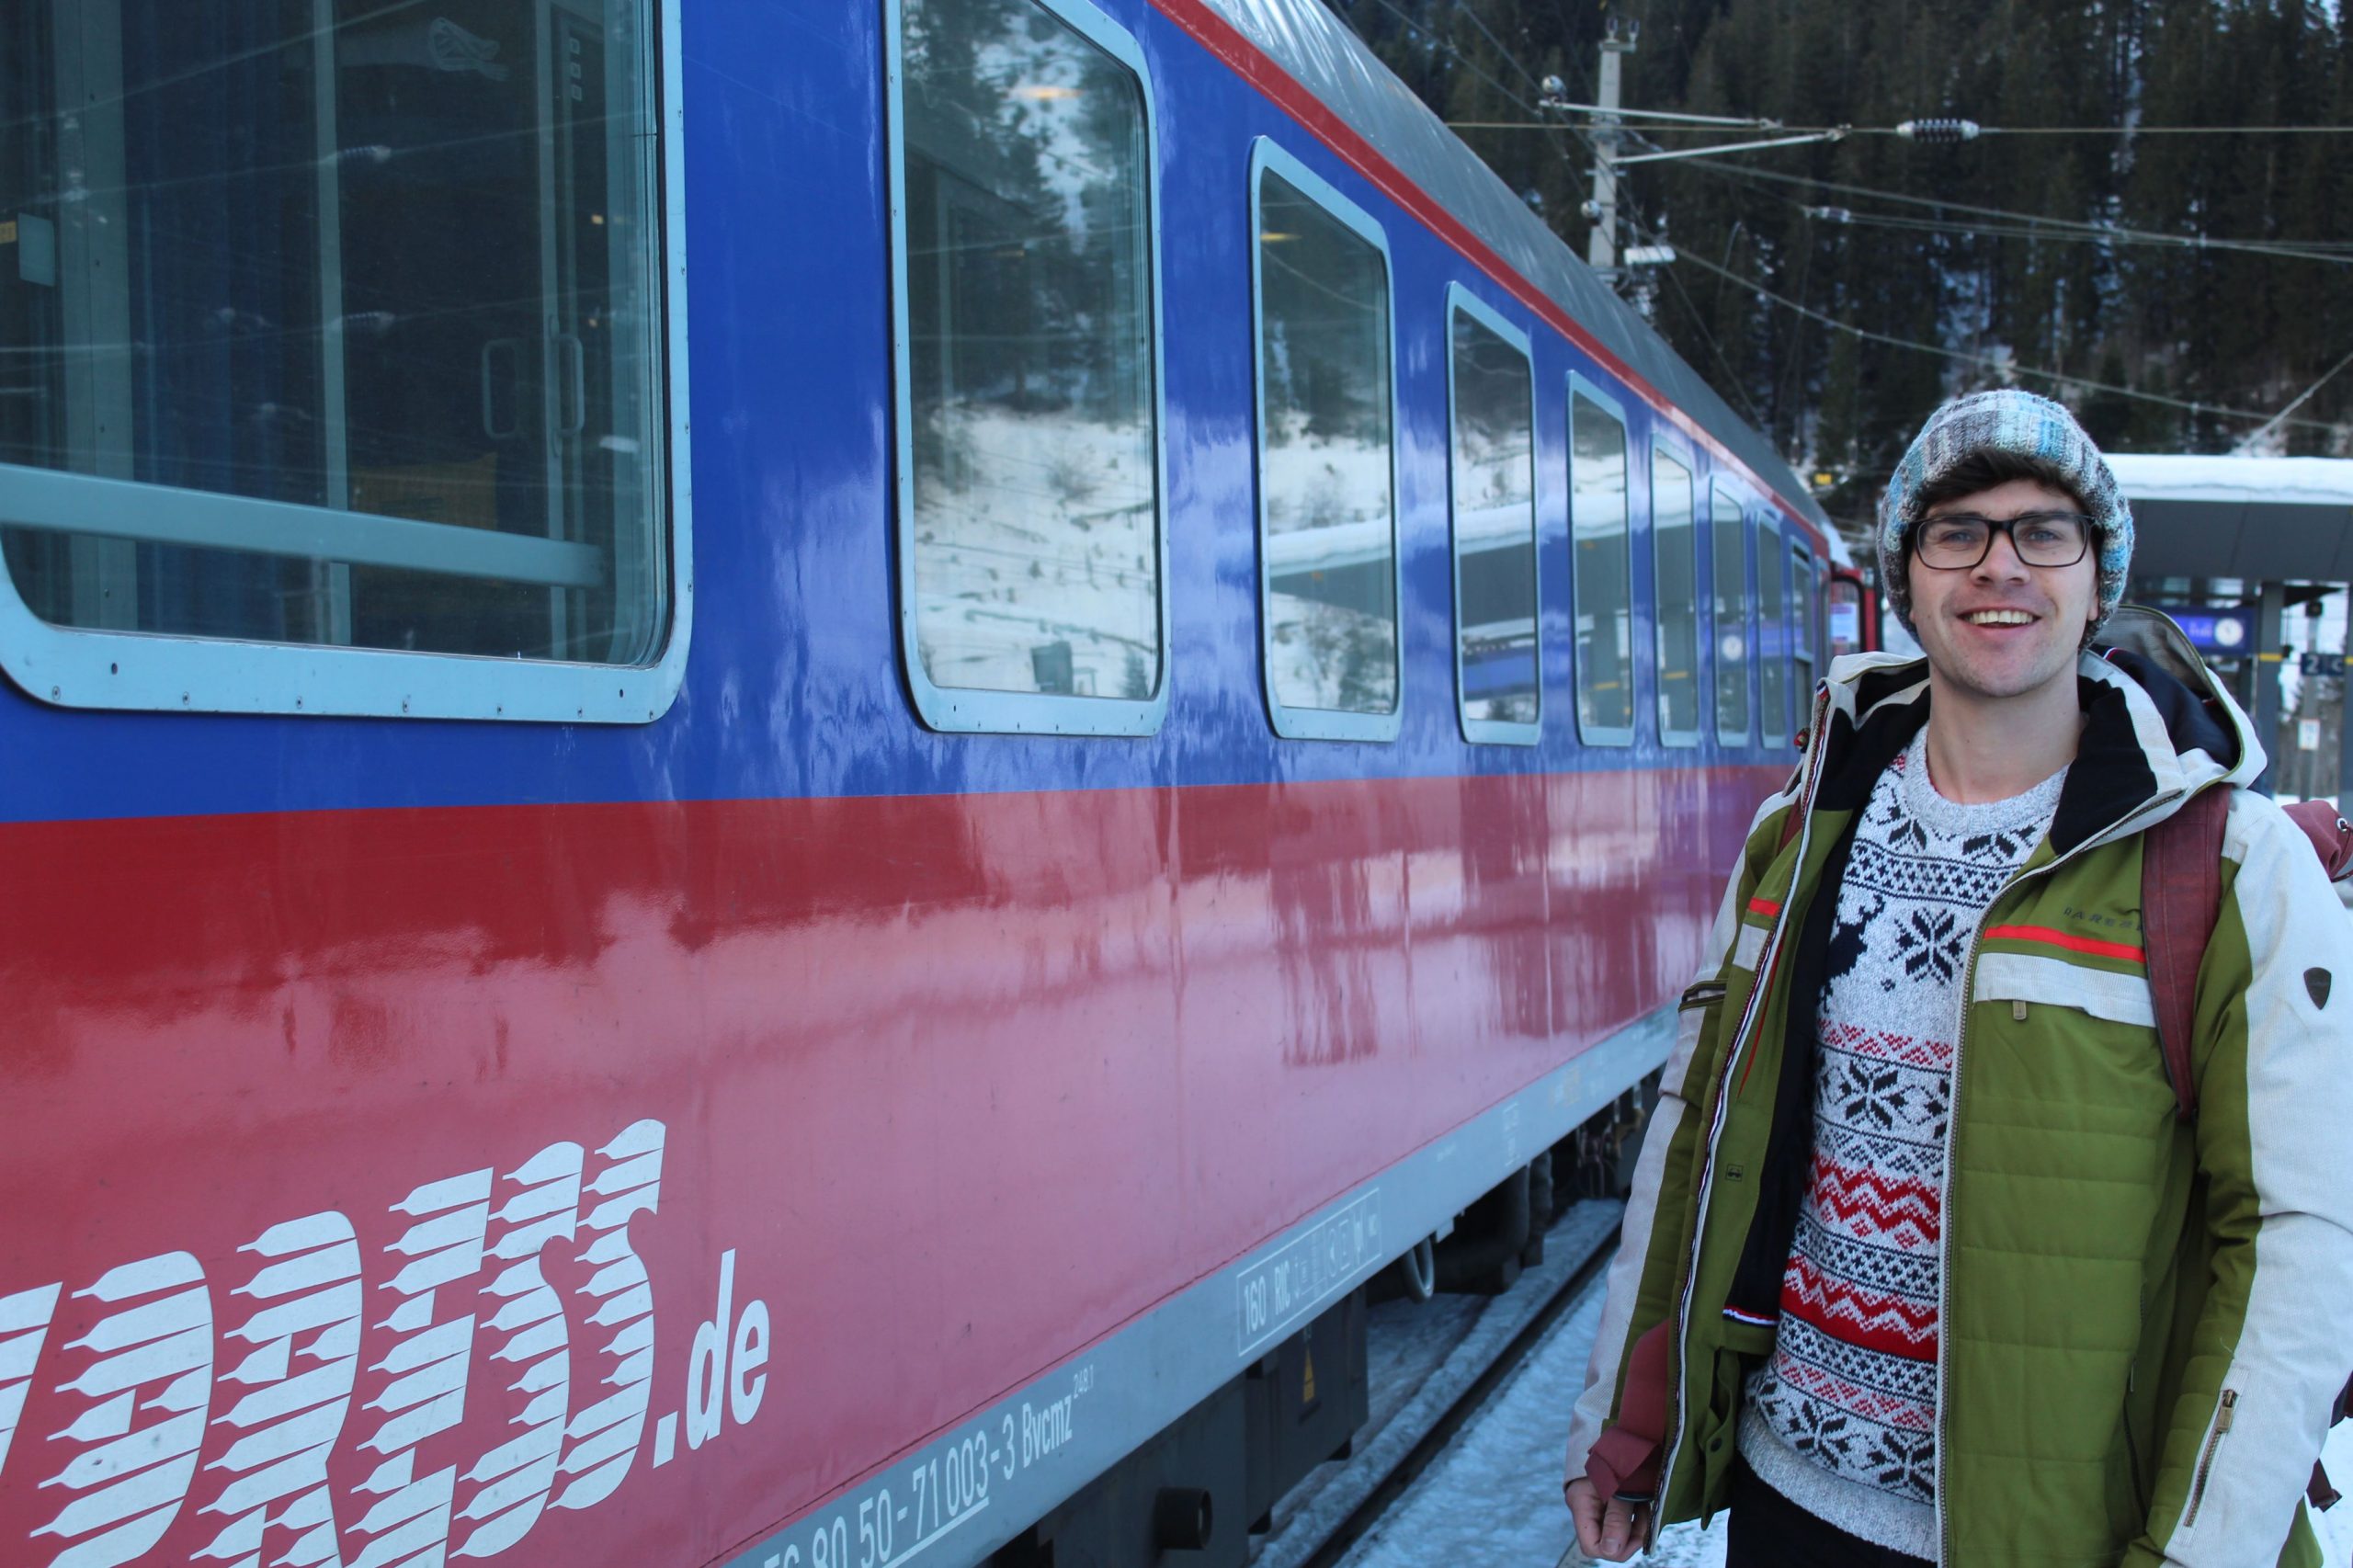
[{"x1": 1332, "y1": 0, "x2": 2353, "y2": 528}]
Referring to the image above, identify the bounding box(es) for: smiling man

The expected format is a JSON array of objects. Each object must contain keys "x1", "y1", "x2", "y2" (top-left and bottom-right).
[{"x1": 1563, "y1": 390, "x2": 2353, "y2": 1566}]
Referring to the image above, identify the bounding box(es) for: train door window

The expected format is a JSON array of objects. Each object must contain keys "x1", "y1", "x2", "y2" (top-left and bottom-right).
[
  {"x1": 1444, "y1": 286, "x2": 1536, "y2": 744},
  {"x1": 1569, "y1": 375, "x2": 1632, "y2": 745},
  {"x1": 1651, "y1": 445, "x2": 1699, "y2": 745},
  {"x1": 889, "y1": 0, "x2": 1166, "y2": 735},
  {"x1": 1790, "y1": 542, "x2": 1818, "y2": 703},
  {"x1": 1249, "y1": 142, "x2": 1398, "y2": 741},
  {"x1": 0, "y1": 0, "x2": 685, "y2": 722},
  {"x1": 1827, "y1": 571, "x2": 1867, "y2": 658},
  {"x1": 1711, "y1": 483, "x2": 1749, "y2": 745},
  {"x1": 1756, "y1": 523, "x2": 1788, "y2": 745}
]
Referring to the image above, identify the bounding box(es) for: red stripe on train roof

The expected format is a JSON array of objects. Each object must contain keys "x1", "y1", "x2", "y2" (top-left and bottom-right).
[{"x1": 1148, "y1": 0, "x2": 1819, "y2": 536}]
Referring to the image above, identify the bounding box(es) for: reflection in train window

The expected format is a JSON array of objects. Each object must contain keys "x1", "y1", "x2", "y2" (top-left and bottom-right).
[
  {"x1": 1445, "y1": 290, "x2": 1537, "y2": 744},
  {"x1": 1251, "y1": 148, "x2": 1397, "y2": 739},
  {"x1": 1711, "y1": 484, "x2": 1750, "y2": 744},
  {"x1": 894, "y1": 0, "x2": 1163, "y2": 730},
  {"x1": 1570, "y1": 380, "x2": 1632, "y2": 745},
  {"x1": 1653, "y1": 448, "x2": 1699, "y2": 744},
  {"x1": 0, "y1": 0, "x2": 670, "y2": 683},
  {"x1": 1757, "y1": 524, "x2": 1788, "y2": 745},
  {"x1": 1790, "y1": 543, "x2": 1818, "y2": 707}
]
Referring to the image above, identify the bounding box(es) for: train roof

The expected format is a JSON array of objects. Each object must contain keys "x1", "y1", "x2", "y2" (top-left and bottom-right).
[{"x1": 1196, "y1": 0, "x2": 1846, "y2": 560}]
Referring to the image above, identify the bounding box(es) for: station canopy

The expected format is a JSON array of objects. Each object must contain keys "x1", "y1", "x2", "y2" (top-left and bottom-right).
[{"x1": 2104, "y1": 454, "x2": 2353, "y2": 582}]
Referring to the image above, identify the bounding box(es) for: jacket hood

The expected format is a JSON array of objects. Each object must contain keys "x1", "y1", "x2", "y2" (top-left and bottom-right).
[{"x1": 1808, "y1": 647, "x2": 2264, "y2": 855}]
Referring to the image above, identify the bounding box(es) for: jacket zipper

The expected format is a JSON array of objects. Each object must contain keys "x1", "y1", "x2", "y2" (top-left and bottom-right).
[
  {"x1": 1931, "y1": 788, "x2": 2187, "y2": 1566},
  {"x1": 1651, "y1": 686, "x2": 1834, "y2": 1541},
  {"x1": 2184, "y1": 1389, "x2": 2238, "y2": 1528}
]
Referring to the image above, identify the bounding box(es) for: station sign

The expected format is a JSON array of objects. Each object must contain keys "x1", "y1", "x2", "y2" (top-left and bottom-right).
[{"x1": 2149, "y1": 604, "x2": 2256, "y2": 655}]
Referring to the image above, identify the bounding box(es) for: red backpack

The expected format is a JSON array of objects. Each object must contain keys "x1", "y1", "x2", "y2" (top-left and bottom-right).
[{"x1": 2120, "y1": 605, "x2": 2353, "y2": 1512}]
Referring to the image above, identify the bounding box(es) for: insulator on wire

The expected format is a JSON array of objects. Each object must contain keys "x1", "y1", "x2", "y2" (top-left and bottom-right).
[{"x1": 1896, "y1": 118, "x2": 1982, "y2": 144}]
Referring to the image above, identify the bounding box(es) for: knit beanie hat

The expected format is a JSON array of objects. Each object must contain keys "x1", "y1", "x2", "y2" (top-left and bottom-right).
[{"x1": 1877, "y1": 389, "x2": 2134, "y2": 635}]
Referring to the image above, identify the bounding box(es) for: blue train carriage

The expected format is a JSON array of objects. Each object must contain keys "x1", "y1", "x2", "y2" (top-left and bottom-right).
[{"x1": 0, "y1": 1, "x2": 1855, "y2": 1567}]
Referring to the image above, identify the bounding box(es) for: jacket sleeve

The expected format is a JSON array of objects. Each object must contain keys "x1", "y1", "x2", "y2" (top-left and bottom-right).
[
  {"x1": 1563, "y1": 778, "x2": 1798, "y2": 1494},
  {"x1": 2138, "y1": 791, "x2": 2353, "y2": 1567}
]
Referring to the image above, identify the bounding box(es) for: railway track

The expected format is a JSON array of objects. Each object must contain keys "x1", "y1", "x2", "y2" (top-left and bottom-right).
[{"x1": 1250, "y1": 1200, "x2": 1625, "y2": 1568}]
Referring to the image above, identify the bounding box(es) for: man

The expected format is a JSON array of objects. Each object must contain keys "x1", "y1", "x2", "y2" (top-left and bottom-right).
[{"x1": 1561, "y1": 390, "x2": 2353, "y2": 1567}]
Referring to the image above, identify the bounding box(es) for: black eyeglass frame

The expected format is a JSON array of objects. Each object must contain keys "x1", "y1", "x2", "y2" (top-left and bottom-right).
[{"x1": 1911, "y1": 510, "x2": 2096, "y2": 572}]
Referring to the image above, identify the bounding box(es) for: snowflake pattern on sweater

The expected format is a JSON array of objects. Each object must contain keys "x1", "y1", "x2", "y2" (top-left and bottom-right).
[{"x1": 1737, "y1": 731, "x2": 2064, "y2": 1556}]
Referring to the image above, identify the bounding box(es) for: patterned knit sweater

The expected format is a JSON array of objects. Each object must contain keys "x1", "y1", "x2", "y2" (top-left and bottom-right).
[{"x1": 1737, "y1": 730, "x2": 2065, "y2": 1559}]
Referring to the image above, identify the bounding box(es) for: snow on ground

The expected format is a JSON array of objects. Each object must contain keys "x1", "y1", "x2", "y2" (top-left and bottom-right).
[{"x1": 1334, "y1": 1271, "x2": 1729, "y2": 1568}]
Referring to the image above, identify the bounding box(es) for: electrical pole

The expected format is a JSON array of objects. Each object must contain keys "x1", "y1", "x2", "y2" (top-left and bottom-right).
[{"x1": 1585, "y1": 18, "x2": 1636, "y2": 275}]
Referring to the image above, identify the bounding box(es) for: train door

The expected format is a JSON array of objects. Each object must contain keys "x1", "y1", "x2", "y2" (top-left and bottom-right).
[
  {"x1": 1789, "y1": 541, "x2": 1818, "y2": 704},
  {"x1": 1827, "y1": 565, "x2": 1875, "y2": 657},
  {"x1": 1755, "y1": 519, "x2": 1787, "y2": 746}
]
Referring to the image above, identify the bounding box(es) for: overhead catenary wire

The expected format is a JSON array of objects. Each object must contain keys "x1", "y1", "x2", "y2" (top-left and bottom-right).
[
  {"x1": 1352, "y1": 0, "x2": 1779, "y2": 432},
  {"x1": 1676, "y1": 160, "x2": 2353, "y2": 265},
  {"x1": 1642, "y1": 226, "x2": 2341, "y2": 434},
  {"x1": 1347, "y1": 0, "x2": 2340, "y2": 439},
  {"x1": 1443, "y1": 118, "x2": 2353, "y2": 138}
]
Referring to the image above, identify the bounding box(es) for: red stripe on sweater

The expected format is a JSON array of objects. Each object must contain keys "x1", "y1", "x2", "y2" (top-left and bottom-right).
[
  {"x1": 1805, "y1": 1154, "x2": 1943, "y2": 1244},
  {"x1": 1780, "y1": 1258, "x2": 1940, "y2": 1358},
  {"x1": 1773, "y1": 1357, "x2": 1937, "y2": 1432}
]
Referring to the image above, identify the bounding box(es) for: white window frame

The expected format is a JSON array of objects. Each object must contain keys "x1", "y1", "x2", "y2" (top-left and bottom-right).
[
  {"x1": 1442, "y1": 284, "x2": 1540, "y2": 747},
  {"x1": 0, "y1": 0, "x2": 692, "y2": 724},
  {"x1": 1790, "y1": 537, "x2": 1819, "y2": 705},
  {"x1": 1756, "y1": 517, "x2": 1790, "y2": 745},
  {"x1": 1710, "y1": 480, "x2": 1753, "y2": 749},
  {"x1": 1567, "y1": 371, "x2": 1635, "y2": 748},
  {"x1": 1248, "y1": 138, "x2": 1401, "y2": 744},
  {"x1": 884, "y1": 0, "x2": 1171, "y2": 737},
  {"x1": 1649, "y1": 431, "x2": 1700, "y2": 749}
]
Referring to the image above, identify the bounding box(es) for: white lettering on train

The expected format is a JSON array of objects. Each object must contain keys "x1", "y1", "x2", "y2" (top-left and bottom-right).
[
  {"x1": 31, "y1": 1253, "x2": 214, "y2": 1567},
  {"x1": 0, "y1": 1118, "x2": 774, "y2": 1565},
  {"x1": 1019, "y1": 1394, "x2": 1074, "y2": 1465},
  {"x1": 194, "y1": 1210, "x2": 362, "y2": 1567}
]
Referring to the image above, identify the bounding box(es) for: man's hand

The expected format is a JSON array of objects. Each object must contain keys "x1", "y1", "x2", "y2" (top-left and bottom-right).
[{"x1": 1563, "y1": 1476, "x2": 1646, "y2": 1562}]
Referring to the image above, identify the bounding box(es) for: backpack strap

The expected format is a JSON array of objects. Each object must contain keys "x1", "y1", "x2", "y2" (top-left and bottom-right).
[{"x1": 2141, "y1": 787, "x2": 2233, "y2": 1122}]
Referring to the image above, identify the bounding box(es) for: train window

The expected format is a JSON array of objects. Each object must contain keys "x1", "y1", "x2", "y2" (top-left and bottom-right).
[
  {"x1": 0, "y1": 0, "x2": 685, "y2": 722},
  {"x1": 1711, "y1": 484, "x2": 1749, "y2": 744},
  {"x1": 1827, "y1": 571, "x2": 1867, "y2": 658},
  {"x1": 1569, "y1": 375, "x2": 1633, "y2": 745},
  {"x1": 890, "y1": 0, "x2": 1167, "y2": 735},
  {"x1": 1250, "y1": 142, "x2": 1398, "y2": 741},
  {"x1": 1444, "y1": 287, "x2": 1537, "y2": 744},
  {"x1": 1756, "y1": 524, "x2": 1788, "y2": 745},
  {"x1": 1790, "y1": 543, "x2": 1818, "y2": 704},
  {"x1": 1652, "y1": 447, "x2": 1699, "y2": 745}
]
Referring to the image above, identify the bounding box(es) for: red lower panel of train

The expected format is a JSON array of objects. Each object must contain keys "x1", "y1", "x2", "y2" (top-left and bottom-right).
[{"x1": 0, "y1": 764, "x2": 1763, "y2": 1565}]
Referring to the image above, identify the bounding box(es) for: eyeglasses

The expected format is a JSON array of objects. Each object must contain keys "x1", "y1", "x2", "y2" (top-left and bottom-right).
[{"x1": 1913, "y1": 511, "x2": 2094, "y2": 571}]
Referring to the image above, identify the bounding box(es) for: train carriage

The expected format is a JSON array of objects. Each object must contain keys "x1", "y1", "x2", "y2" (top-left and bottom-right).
[{"x1": 0, "y1": 0, "x2": 1854, "y2": 1564}]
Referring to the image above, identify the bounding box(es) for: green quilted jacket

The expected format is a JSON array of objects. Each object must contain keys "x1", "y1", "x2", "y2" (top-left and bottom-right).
[{"x1": 1563, "y1": 649, "x2": 2353, "y2": 1566}]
